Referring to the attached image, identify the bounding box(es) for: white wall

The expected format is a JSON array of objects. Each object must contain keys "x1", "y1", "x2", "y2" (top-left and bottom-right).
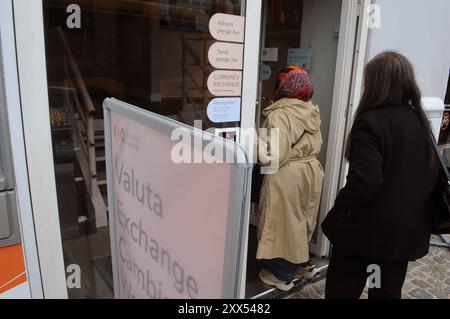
[
  {"x1": 368, "y1": 0, "x2": 450, "y2": 100},
  {"x1": 301, "y1": 0, "x2": 342, "y2": 165}
]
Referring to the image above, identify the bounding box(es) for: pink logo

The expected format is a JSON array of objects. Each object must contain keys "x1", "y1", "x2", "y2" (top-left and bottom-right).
[{"x1": 114, "y1": 125, "x2": 126, "y2": 145}]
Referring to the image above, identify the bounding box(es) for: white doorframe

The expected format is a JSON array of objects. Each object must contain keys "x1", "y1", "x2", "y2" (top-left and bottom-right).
[
  {"x1": 12, "y1": 0, "x2": 68, "y2": 299},
  {"x1": 311, "y1": 0, "x2": 372, "y2": 257},
  {"x1": 0, "y1": 0, "x2": 43, "y2": 299},
  {"x1": 238, "y1": 0, "x2": 263, "y2": 299},
  {"x1": 338, "y1": 0, "x2": 373, "y2": 187}
]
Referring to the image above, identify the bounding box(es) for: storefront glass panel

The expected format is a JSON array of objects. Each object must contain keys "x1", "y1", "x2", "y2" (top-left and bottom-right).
[{"x1": 42, "y1": 0, "x2": 244, "y2": 299}]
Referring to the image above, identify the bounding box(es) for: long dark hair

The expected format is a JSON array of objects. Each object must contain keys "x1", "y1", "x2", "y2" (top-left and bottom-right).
[{"x1": 345, "y1": 51, "x2": 434, "y2": 163}]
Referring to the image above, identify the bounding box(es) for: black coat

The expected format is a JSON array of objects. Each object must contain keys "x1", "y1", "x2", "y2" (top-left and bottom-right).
[{"x1": 321, "y1": 104, "x2": 439, "y2": 261}]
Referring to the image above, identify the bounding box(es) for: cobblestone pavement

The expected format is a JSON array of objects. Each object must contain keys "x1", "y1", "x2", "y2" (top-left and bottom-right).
[{"x1": 284, "y1": 236, "x2": 450, "y2": 299}]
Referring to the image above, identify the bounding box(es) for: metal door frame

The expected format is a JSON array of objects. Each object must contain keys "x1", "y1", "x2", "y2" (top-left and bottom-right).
[
  {"x1": 0, "y1": 0, "x2": 48, "y2": 299},
  {"x1": 10, "y1": 0, "x2": 68, "y2": 298}
]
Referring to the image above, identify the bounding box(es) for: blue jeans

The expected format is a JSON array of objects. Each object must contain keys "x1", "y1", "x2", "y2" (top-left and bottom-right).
[{"x1": 260, "y1": 258, "x2": 296, "y2": 283}]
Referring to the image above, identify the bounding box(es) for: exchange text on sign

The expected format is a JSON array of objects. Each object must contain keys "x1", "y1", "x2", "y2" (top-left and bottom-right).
[{"x1": 207, "y1": 70, "x2": 242, "y2": 96}]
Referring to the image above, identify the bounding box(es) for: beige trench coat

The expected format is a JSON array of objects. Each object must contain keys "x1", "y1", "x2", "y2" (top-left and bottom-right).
[{"x1": 256, "y1": 98, "x2": 324, "y2": 264}]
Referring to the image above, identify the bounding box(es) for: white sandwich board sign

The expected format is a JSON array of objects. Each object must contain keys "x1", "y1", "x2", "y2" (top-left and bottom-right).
[{"x1": 103, "y1": 98, "x2": 250, "y2": 299}]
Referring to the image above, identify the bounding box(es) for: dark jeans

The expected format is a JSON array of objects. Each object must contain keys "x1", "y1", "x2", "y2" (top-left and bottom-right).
[
  {"x1": 261, "y1": 259, "x2": 295, "y2": 283},
  {"x1": 261, "y1": 259, "x2": 311, "y2": 283},
  {"x1": 325, "y1": 247, "x2": 409, "y2": 299}
]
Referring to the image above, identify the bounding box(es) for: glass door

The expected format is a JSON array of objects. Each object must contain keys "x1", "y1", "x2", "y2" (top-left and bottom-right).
[
  {"x1": 254, "y1": 0, "x2": 343, "y2": 257},
  {"x1": 246, "y1": 0, "x2": 345, "y2": 297},
  {"x1": 245, "y1": 0, "x2": 370, "y2": 297}
]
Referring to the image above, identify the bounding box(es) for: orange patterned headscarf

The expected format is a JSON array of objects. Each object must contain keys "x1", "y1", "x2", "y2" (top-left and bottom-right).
[{"x1": 275, "y1": 66, "x2": 314, "y2": 102}]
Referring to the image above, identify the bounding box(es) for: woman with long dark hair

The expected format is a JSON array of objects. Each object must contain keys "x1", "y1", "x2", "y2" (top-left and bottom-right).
[{"x1": 321, "y1": 52, "x2": 439, "y2": 299}]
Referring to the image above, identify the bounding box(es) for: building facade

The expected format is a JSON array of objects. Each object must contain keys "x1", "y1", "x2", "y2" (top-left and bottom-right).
[{"x1": 0, "y1": 0, "x2": 449, "y2": 299}]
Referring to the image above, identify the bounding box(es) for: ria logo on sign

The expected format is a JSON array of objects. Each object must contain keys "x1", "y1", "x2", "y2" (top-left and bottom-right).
[{"x1": 114, "y1": 125, "x2": 126, "y2": 145}]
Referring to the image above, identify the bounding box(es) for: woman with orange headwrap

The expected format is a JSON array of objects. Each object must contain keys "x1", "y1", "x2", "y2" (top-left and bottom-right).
[{"x1": 256, "y1": 66, "x2": 324, "y2": 291}]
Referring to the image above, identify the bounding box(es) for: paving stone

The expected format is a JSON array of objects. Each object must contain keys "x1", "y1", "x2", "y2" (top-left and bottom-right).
[
  {"x1": 432, "y1": 256, "x2": 446, "y2": 265},
  {"x1": 402, "y1": 282, "x2": 416, "y2": 294},
  {"x1": 421, "y1": 258, "x2": 435, "y2": 266},
  {"x1": 411, "y1": 279, "x2": 433, "y2": 290},
  {"x1": 433, "y1": 264, "x2": 450, "y2": 276},
  {"x1": 408, "y1": 288, "x2": 434, "y2": 299},
  {"x1": 402, "y1": 285, "x2": 410, "y2": 291},
  {"x1": 411, "y1": 271, "x2": 426, "y2": 279},
  {"x1": 426, "y1": 278, "x2": 446, "y2": 290},
  {"x1": 420, "y1": 265, "x2": 433, "y2": 273},
  {"x1": 430, "y1": 270, "x2": 447, "y2": 281},
  {"x1": 429, "y1": 289, "x2": 450, "y2": 299},
  {"x1": 436, "y1": 262, "x2": 449, "y2": 270}
]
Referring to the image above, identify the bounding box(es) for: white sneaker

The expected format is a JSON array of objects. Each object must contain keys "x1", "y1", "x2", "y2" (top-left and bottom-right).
[
  {"x1": 258, "y1": 269, "x2": 294, "y2": 292},
  {"x1": 294, "y1": 263, "x2": 320, "y2": 280}
]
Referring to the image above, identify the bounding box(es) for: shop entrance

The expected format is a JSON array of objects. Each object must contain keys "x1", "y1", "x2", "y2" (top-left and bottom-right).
[
  {"x1": 244, "y1": 0, "x2": 368, "y2": 298},
  {"x1": 18, "y1": 0, "x2": 368, "y2": 299}
]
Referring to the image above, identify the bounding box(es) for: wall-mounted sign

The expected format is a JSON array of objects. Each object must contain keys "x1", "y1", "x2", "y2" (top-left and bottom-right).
[
  {"x1": 287, "y1": 48, "x2": 311, "y2": 70},
  {"x1": 260, "y1": 64, "x2": 272, "y2": 81},
  {"x1": 208, "y1": 42, "x2": 244, "y2": 70},
  {"x1": 261, "y1": 47, "x2": 278, "y2": 62},
  {"x1": 207, "y1": 70, "x2": 242, "y2": 97},
  {"x1": 209, "y1": 13, "x2": 245, "y2": 43},
  {"x1": 207, "y1": 98, "x2": 241, "y2": 123}
]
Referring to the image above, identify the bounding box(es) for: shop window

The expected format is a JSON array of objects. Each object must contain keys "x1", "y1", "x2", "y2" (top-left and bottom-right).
[{"x1": 42, "y1": 0, "x2": 244, "y2": 299}]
